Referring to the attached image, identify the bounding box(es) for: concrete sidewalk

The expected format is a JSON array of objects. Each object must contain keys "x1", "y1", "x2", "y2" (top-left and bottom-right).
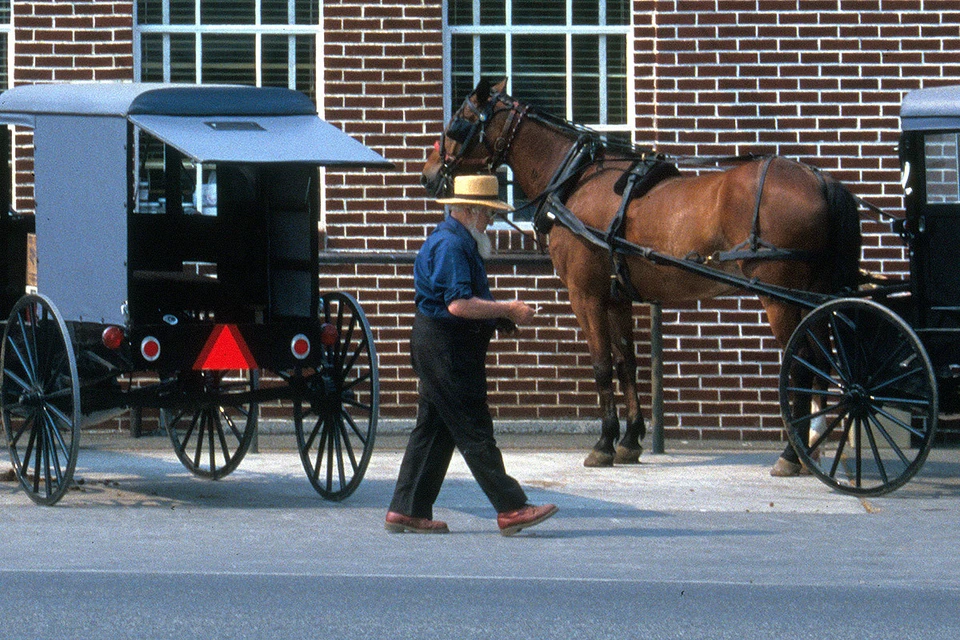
[{"x1": 4, "y1": 429, "x2": 959, "y2": 515}]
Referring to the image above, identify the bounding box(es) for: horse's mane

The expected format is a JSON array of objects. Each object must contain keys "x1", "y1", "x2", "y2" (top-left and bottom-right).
[{"x1": 508, "y1": 94, "x2": 655, "y2": 160}]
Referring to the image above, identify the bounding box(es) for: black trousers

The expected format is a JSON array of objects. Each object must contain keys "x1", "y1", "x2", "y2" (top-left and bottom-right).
[{"x1": 389, "y1": 312, "x2": 528, "y2": 518}]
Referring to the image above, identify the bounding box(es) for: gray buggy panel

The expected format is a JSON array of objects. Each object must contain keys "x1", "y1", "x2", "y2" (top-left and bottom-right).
[{"x1": 901, "y1": 85, "x2": 960, "y2": 131}]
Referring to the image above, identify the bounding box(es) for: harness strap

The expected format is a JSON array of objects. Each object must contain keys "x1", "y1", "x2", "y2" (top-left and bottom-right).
[
  {"x1": 748, "y1": 156, "x2": 775, "y2": 251},
  {"x1": 489, "y1": 100, "x2": 528, "y2": 170},
  {"x1": 606, "y1": 171, "x2": 645, "y2": 302},
  {"x1": 530, "y1": 135, "x2": 603, "y2": 233}
]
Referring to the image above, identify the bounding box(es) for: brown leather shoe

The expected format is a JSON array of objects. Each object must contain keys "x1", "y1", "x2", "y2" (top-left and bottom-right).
[
  {"x1": 384, "y1": 511, "x2": 450, "y2": 534},
  {"x1": 497, "y1": 503, "x2": 558, "y2": 536}
]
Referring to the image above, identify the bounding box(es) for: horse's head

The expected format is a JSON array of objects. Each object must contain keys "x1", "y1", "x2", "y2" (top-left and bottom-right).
[{"x1": 421, "y1": 78, "x2": 527, "y2": 198}]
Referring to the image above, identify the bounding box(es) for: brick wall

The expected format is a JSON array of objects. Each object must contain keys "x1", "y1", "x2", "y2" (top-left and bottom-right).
[
  {"x1": 11, "y1": 1, "x2": 134, "y2": 212},
  {"x1": 321, "y1": 1, "x2": 960, "y2": 445}
]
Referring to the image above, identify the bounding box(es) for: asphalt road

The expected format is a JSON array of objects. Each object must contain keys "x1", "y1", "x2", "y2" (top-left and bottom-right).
[{"x1": 2, "y1": 433, "x2": 960, "y2": 639}]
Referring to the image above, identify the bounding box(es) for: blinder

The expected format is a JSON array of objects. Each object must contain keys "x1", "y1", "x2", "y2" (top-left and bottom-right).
[
  {"x1": 446, "y1": 116, "x2": 478, "y2": 145},
  {"x1": 433, "y1": 88, "x2": 522, "y2": 197}
]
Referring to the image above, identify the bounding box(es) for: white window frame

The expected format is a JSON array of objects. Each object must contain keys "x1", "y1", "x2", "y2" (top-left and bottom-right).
[
  {"x1": 443, "y1": 0, "x2": 634, "y2": 224},
  {"x1": 132, "y1": 1, "x2": 327, "y2": 225}
]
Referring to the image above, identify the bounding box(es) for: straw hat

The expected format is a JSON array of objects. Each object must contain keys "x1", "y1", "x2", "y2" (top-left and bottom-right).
[{"x1": 436, "y1": 174, "x2": 512, "y2": 211}]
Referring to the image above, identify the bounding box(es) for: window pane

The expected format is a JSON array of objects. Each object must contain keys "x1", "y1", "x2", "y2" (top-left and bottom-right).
[
  {"x1": 137, "y1": 0, "x2": 163, "y2": 24},
  {"x1": 170, "y1": 34, "x2": 197, "y2": 82},
  {"x1": 512, "y1": 35, "x2": 566, "y2": 114},
  {"x1": 201, "y1": 0, "x2": 255, "y2": 24},
  {"x1": 479, "y1": 0, "x2": 505, "y2": 26},
  {"x1": 140, "y1": 33, "x2": 165, "y2": 82},
  {"x1": 606, "y1": 35, "x2": 627, "y2": 124},
  {"x1": 606, "y1": 0, "x2": 629, "y2": 26},
  {"x1": 451, "y1": 34, "x2": 475, "y2": 103},
  {"x1": 0, "y1": 33, "x2": 6, "y2": 90},
  {"x1": 572, "y1": 0, "x2": 598, "y2": 26},
  {"x1": 295, "y1": 35, "x2": 316, "y2": 99},
  {"x1": 295, "y1": 0, "x2": 320, "y2": 25},
  {"x1": 925, "y1": 134, "x2": 960, "y2": 205},
  {"x1": 479, "y1": 35, "x2": 505, "y2": 81},
  {"x1": 170, "y1": 0, "x2": 194, "y2": 25},
  {"x1": 262, "y1": 0, "x2": 290, "y2": 25},
  {"x1": 572, "y1": 36, "x2": 599, "y2": 123},
  {"x1": 262, "y1": 35, "x2": 290, "y2": 87},
  {"x1": 513, "y1": 0, "x2": 564, "y2": 26},
  {"x1": 202, "y1": 34, "x2": 256, "y2": 83},
  {"x1": 449, "y1": 0, "x2": 472, "y2": 26}
]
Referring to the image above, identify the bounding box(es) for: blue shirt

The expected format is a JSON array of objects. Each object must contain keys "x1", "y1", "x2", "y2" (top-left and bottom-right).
[{"x1": 414, "y1": 215, "x2": 494, "y2": 322}]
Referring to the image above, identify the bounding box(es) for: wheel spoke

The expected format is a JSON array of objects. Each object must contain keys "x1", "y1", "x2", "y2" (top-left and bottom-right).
[{"x1": 865, "y1": 410, "x2": 912, "y2": 467}]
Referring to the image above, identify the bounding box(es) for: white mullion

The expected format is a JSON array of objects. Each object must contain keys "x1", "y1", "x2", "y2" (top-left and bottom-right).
[
  {"x1": 598, "y1": 38, "x2": 607, "y2": 126},
  {"x1": 598, "y1": 0, "x2": 608, "y2": 126},
  {"x1": 504, "y1": 0, "x2": 512, "y2": 94},
  {"x1": 162, "y1": 0, "x2": 171, "y2": 82},
  {"x1": 255, "y1": 0, "x2": 262, "y2": 86},
  {"x1": 316, "y1": 0, "x2": 326, "y2": 235},
  {"x1": 472, "y1": 0, "x2": 481, "y2": 86},
  {"x1": 194, "y1": 0, "x2": 202, "y2": 83},
  {"x1": 565, "y1": 0, "x2": 572, "y2": 121},
  {"x1": 289, "y1": 0, "x2": 297, "y2": 89}
]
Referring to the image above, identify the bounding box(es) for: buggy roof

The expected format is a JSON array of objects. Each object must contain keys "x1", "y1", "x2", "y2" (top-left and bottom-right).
[
  {"x1": 901, "y1": 85, "x2": 960, "y2": 132},
  {"x1": 0, "y1": 82, "x2": 392, "y2": 166}
]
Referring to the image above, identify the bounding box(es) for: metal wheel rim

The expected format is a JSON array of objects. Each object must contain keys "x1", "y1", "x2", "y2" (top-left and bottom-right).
[
  {"x1": 1, "y1": 294, "x2": 80, "y2": 505},
  {"x1": 780, "y1": 298, "x2": 938, "y2": 496},
  {"x1": 293, "y1": 291, "x2": 378, "y2": 501},
  {"x1": 166, "y1": 369, "x2": 259, "y2": 479}
]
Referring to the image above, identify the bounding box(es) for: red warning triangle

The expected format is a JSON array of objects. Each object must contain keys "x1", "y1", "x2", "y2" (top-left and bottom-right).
[{"x1": 193, "y1": 324, "x2": 258, "y2": 370}]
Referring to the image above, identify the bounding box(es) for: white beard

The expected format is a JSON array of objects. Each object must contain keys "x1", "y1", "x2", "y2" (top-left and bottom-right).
[{"x1": 467, "y1": 225, "x2": 493, "y2": 260}]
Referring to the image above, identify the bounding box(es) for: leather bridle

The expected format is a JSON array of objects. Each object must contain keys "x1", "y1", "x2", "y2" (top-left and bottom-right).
[{"x1": 432, "y1": 89, "x2": 528, "y2": 197}]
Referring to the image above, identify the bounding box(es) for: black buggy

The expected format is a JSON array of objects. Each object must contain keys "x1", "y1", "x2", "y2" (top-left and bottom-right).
[{"x1": 0, "y1": 82, "x2": 390, "y2": 505}]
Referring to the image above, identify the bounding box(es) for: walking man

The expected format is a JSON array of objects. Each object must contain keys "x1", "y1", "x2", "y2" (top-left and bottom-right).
[{"x1": 386, "y1": 174, "x2": 558, "y2": 536}]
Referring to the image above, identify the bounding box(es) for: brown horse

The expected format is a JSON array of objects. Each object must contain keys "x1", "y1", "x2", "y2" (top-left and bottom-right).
[{"x1": 421, "y1": 79, "x2": 861, "y2": 468}]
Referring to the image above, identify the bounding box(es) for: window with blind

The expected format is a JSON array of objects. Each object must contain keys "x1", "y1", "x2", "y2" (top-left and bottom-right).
[
  {"x1": 446, "y1": 0, "x2": 632, "y2": 220},
  {"x1": 135, "y1": 0, "x2": 320, "y2": 99},
  {"x1": 133, "y1": 1, "x2": 322, "y2": 218}
]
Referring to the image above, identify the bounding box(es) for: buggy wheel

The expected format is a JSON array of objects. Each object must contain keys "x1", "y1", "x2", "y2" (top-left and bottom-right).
[
  {"x1": 780, "y1": 298, "x2": 938, "y2": 496},
  {"x1": 166, "y1": 370, "x2": 259, "y2": 479},
  {"x1": 0, "y1": 294, "x2": 80, "y2": 505},
  {"x1": 290, "y1": 291, "x2": 378, "y2": 501}
]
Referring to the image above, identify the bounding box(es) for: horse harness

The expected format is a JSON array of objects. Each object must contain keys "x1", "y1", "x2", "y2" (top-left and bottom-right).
[
  {"x1": 532, "y1": 151, "x2": 826, "y2": 303},
  {"x1": 440, "y1": 88, "x2": 826, "y2": 304}
]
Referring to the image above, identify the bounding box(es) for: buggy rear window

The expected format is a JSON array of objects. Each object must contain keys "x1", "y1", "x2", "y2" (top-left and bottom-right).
[{"x1": 925, "y1": 133, "x2": 960, "y2": 204}]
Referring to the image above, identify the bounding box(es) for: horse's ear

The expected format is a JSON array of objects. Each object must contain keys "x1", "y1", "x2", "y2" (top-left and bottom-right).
[
  {"x1": 492, "y1": 78, "x2": 508, "y2": 94},
  {"x1": 473, "y1": 78, "x2": 491, "y2": 102}
]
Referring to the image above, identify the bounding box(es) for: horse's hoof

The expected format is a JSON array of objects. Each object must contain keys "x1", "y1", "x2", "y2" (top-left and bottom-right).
[
  {"x1": 584, "y1": 450, "x2": 614, "y2": 467},
  {"x1": 769, "y1": 456, "x2": 802, "y2": 477},
  {"x1": 614, "y1": 445, "x2": 642, "y2": 464}
]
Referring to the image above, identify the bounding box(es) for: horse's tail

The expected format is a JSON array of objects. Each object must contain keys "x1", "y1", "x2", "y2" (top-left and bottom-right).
[{"x1": 824, "y1": 179, "x2": 862, "y2": 294}]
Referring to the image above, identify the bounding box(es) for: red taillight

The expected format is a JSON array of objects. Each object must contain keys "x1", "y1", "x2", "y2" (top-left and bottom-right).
[
  {"x1": 319, "y1": 323, "x2": 338, "y2": 347},
  {"x1": 291, "y1": 334, "x2": 311, "y2": 360},
  {"x1": 141, "y1": 336, "x2": 161, "y2": 362},
  {"x1": 102, "y1": 326, "x2": 124, "y2": 350}
]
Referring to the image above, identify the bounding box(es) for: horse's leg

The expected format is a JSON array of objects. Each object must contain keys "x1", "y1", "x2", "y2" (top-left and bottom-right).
[
  {"x1": 607, "y1": 299, "x2": 645, "y2": 464},
  {"x1": 763, "y1": 299, "x2": 813, "y2": 476},
  {"x1": 571, "y1": 292, "x2": 620, "y2": 468}
]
